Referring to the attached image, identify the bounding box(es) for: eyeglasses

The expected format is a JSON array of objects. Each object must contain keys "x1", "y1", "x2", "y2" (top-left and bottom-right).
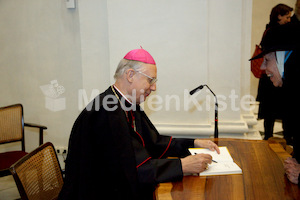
[{"x1": 135, "y1": 70, "x2": 157, "y2": 85}]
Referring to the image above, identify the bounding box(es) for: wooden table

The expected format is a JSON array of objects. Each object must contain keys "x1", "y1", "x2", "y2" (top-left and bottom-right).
[{"x1": 157, "y1": 139, "x2": 300, "y2": 200}]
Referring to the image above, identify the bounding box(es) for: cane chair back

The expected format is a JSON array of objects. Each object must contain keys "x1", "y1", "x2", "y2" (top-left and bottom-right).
[
  {"x1": 0, "y1": 104, "x2": 47, "y2": 177},
  {"x1": 0, "y1": 104, "x2": 24, "y2": 148},
  {"x1": 10, "y1": 142, "x2": 63, "y2": 200}
]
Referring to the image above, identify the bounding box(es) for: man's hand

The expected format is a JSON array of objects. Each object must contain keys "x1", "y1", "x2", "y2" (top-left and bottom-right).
[
  {"x1": 284, "y1": 157, "x2": 300, "y2": 184},
  {"x1": 180, "y1": 154, "x2": 212, "y2": 174},
  {"x1": 194, "y1": 139, "x2": 220, "y2": 154}
]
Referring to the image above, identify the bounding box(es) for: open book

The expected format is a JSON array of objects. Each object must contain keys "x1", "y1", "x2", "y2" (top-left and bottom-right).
[{"x1": 188, "y1": 146, "x2": 242, "y2": 176}]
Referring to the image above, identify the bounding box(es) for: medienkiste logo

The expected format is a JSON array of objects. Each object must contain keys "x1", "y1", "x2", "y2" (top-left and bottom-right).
[{"x1": 40, "y1": 80, "x2": 66, "y2": 112}]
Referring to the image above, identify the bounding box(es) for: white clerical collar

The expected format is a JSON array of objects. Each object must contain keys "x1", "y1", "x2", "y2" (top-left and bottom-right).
[
  {"x1": 113, "y1": 85, "x2": 133, "y2": 105},
  {"x1": 276, "y1": 51, "x2": 285, "y2": 78},
  {"x1": 276, "y1": 50, "x2": 293, "y2": 78}
]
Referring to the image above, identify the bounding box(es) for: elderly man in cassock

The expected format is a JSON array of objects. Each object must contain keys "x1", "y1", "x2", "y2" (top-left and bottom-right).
[
  {"x1": 58, "y1": 48, "x2": 220, "y2": 200},
  {"x1": 250, "y1": 21, "x2": 300, "y2": 184}
]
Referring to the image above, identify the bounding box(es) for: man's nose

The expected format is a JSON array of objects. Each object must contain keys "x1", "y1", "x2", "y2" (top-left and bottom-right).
[{"x1": 150, "y1": 83, "x2": 156, "y2": 91}]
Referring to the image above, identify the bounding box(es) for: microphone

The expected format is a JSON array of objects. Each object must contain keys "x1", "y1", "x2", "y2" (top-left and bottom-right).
[
  {"x1": 189, "y1": 85, "x2": 204, "y2": 95},
  {"x1": 189, "y1": 84, "x2": 219, "y2": 138}
]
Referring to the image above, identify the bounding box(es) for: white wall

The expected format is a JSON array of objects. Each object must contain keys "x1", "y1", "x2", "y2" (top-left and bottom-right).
[
  {"x1": 106, "y1": 0, "x2": 253, "y2": 137},
  {"x1": 78, "y1": 0, "x2": 110, "y2": 95},
  {"x1": 107, "y1": 0, "x2": 210, "y2": 124},
  {"x1": 0, "y1": 0, "x2": 83, "y2": 153}
]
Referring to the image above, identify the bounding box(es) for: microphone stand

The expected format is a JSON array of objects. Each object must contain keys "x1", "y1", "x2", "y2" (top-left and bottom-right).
[
  {"x1": 190, "y1": 84, "x2": 219, "y2": 138},
  {"x1": 204, "y1": 85, "x2": 218, "y2": 138}
]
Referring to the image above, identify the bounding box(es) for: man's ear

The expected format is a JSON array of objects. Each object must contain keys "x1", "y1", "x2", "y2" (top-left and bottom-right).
[{"x1": 126, "y1": 69, "x2": 135, "y2": 83}]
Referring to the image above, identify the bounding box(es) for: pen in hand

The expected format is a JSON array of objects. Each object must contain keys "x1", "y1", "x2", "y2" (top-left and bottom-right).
[{"x1": 194, "y1": 153, "x2": 218, "y2": 163}]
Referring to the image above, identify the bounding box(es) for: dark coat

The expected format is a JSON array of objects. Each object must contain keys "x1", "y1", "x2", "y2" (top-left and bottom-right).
[
  {"x1": 256, "y1": 23, "x2": 284, "y2": 120},
  {"x1": 261, "y1": 22, "x2": 300, "y2": 159},
  {"x1": 58, "y1": 86, "x2": 194, "y2": 200},
  {"x1": 291, "y1": 14, "x2": 300, "y2": 23},
  {"x1": 256, "y1": 74, "x2": 284, "y2": 119},
  {"x1": 282, "y1": 46, "x2": 300, "y2": 161}
]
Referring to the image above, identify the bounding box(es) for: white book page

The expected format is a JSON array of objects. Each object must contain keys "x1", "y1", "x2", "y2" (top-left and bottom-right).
[
  {"x1": 189, "y1": 146, "x2": 233, "y2": 163},
  {"x1": 200, "y1": 162, "x2": 242, "y2": 176},
  {"x1": 188, "y1": 146, "x2": 242, "y2": 176}
]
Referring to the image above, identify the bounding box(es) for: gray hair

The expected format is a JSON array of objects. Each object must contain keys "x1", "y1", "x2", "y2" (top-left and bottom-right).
[{"x1": 114, "y1": 59, "x2": 145, "y2": 80}]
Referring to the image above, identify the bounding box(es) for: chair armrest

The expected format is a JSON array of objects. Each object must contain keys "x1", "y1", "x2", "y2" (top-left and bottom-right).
[
  {"x1": 24, "y1": 123, "x2": 47, "y2": 130},
  {"x1": 24, "y1": 123, "x2": 47, "y2": 145}
]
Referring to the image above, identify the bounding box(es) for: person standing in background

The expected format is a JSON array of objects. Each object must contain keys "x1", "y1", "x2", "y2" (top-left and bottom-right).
[
  {"x1": 256, "y1": 4, "x2": 293, "y2": 142},
  {"x1": 291, "y1": 0, "x2": 300, "y2": 23},
  {"x1": 251, "y1": 21, "x2": 300, "y2": 184}
]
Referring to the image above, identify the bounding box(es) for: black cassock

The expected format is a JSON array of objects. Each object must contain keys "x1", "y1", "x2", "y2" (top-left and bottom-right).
[{"x1": 58, "y1": 86, "x2": 194, "y2": 200}]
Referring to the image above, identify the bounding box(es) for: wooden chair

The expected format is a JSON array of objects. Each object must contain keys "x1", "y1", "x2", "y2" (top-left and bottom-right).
[
  {"x1": 9, "y1": 142, "x2": 64, "y2": 200},
  {"x1": 0, "y1": 104, "x2": 47, "y2": 177}
]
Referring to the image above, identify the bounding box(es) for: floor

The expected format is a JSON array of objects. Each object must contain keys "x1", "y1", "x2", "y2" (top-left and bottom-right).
[
  {"x1": 0, "y1": 114, "x2": 285, "y2": 200},
  {"x1": 0, "y1": 176, "x2": 20, "y2": 200}
]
